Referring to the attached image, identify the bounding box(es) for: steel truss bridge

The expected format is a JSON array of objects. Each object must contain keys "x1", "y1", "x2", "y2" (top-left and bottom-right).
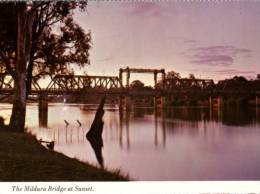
[
  {"x1": 0, "y1": 69, "x2": 260, "y2": 98},
  {"x1": 0, "y1": 73, "x2": 123, "y2": 94}
]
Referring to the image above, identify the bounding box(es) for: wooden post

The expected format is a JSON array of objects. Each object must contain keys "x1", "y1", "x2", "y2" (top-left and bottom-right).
[{"x1": 86, "y1": 96, "x2": 106, "y2": 168}]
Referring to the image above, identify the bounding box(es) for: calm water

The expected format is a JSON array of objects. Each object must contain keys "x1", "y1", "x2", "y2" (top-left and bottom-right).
[{"x1": 1, "y1": 103, "x2": 260, "y2": 180}]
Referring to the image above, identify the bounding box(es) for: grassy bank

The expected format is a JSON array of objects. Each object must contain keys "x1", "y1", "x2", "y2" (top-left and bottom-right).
[{"x1": 0, "y1": 130, "x2": 127, "y2": 181}]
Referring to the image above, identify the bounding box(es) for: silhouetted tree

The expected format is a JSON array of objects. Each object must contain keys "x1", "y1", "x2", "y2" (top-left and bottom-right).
[
  {"x1": 0, "y1": 2, "x2": 91, "y2": 132},
  {"x1": 216, "y1": 76, "x2": 250, "y2": 91},
  {"x1": 250, "y1": 79, "x2": 260, "y2": 91},
  {"x1": 188, "y1": 73, "x2": 195, "y2": 79},
  {"x1": 166, "y1": 71, "x2": 181, "y2": 79},
  {"x1": 130, "y1": 80, "x2": 145, "y2": 88},
  {"x1": 26, "y1": 2, "x2": 91, "y2": 95},
  {"x1": 0, "y1": 3, "x2": 35, "y2": 131},
  {"x1": 156, "y1": 71, "x2": 181, "y2": 90}
]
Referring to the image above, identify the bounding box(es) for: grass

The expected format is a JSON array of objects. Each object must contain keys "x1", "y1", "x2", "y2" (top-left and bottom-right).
[{"x1": 0, "y1": 129, "x2": 128, "y2": 181}]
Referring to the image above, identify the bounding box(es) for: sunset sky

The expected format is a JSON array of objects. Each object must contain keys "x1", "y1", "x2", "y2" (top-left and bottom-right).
[{"x1": 73, "y1": 1, "x2": 260, "y2": 85}]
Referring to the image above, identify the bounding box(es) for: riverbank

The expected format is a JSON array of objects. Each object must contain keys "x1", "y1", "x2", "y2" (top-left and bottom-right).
[{"x1": 0, "y1": 130, "x2": 127, "y2": 181}]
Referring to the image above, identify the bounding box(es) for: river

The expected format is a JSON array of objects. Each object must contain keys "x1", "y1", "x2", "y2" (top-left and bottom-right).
[{"x1": 1, "y1": 103, "x2": 260, "y2": 180}]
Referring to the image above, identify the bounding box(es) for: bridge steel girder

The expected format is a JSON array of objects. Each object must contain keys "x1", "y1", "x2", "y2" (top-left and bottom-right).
[
  {"x1": 0, "y1": 73, "x2": 14, "y2": 89},
  {"x1": 0, "y1": 73, "x2": 41, "y2": 91},
  {"x1": 46, "y1": 75, "x2": 123, "y2": 91},
  {"x1": 164, "y1": 78, "x2": 215, "y2": 91},
  {"x1": 119, "y1": 67, "x2": 166, "y2": 89}
]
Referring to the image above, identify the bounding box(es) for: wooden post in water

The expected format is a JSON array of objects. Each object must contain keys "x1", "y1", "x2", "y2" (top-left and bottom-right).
[
  {"x1": 86, "y1": 96, "x2": 106, "y2": 168},
  {"x1": 39, "y1": 93, "x2": 48, "y2": 128}
]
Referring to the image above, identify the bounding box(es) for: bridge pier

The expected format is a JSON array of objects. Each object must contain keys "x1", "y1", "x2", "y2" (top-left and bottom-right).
[
  {"x1": 119, "y1": 95, "x2": 132, "y2": 110},
  {"x1": 256, "y1": 96, "x2": 260, "y2": 119},
  {"x1": 209, "y1": 96, "x2": 223, "y2": 109},
  {"x1": 209, "y1": 96, "x2": 223, "y2": 121},
  {"x1": 39, "y1": 93, "x2": 48, "y2": 128},
  {"x1": 126, "y1": 67, "x2": 130, "y2": 88},
  {"x1": 256, "y1": 96, "x2": 260, "y2": 107},
  {"x1": 154, "y1": 96, "x2": 165, "y2": 109}
]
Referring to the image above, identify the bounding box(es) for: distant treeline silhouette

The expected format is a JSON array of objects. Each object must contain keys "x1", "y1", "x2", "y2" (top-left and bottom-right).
[{"x1": 131, "y1": 71, "x2": 260, "y2": 91}]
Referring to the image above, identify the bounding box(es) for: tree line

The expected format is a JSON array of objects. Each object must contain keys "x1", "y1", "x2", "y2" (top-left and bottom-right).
[{"x1": 130, "y1": 71, "x2": 260, "y2": 91}]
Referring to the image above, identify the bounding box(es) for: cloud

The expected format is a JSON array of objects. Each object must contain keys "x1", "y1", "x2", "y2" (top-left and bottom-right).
[
  {"x1": 202, "y1": 69, "x2": 255, "y2": 75},
  {"x1": 191, "y1": 55, "x2": 234, "y2": 66},
  {"x1": 186, "y1": 45, "x2": 252, "y2": 66},
  {"x1": 130, "y1": 2, "x2": 166, "y2": 18},
  {"x1": 190, "y1": 68, "x2": 255, "y2": 77}
]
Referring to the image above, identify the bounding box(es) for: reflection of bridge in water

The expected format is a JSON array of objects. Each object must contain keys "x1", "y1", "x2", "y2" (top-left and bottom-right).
[
  {"x1": 32, "y1": 105, "x2": 260, "y2": 150},
  {"x1": 34, "y1": 109, "x2": 168, "y2": 148}
]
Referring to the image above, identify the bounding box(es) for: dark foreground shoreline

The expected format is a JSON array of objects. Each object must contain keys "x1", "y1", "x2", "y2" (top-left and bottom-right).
[{"x1": 0, "y1": 130, "x2": 127, "y2": 181}]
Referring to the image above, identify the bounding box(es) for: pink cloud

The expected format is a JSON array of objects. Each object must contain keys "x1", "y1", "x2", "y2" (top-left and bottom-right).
[
  {"x1": 187, "y1": 45, "x2": 252, "y2": 66},
  {"x1": 191, "y1": 55, "x2": 234, "y2": 66},
  {"x1": 130, "y1": 2, "x2": 166, "y2": 18}
]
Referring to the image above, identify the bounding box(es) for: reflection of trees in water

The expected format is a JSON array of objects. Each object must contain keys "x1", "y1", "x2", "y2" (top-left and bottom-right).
[
  {"x1": 118, "y1": 109, "x2": 130, "y2": 149},
  {"x1": 132, "y1": 108, "x2": 154, "y2": 118},
  {"x1": 163, "y1": 106, "x2": 259, "y2": 126},
  {"x1": 163, "y1": 119, "x2": 200, "y2": 136},
  {"x1": 119, "y1": 108, "x2": 167, "y2": 148},
  {"x1": 117, "y1": 106, "x2": 259, "y2": 148},
  {"x1": 165, "y1": 108, "x2": 210, "y2": 122},
  {"x1": 154, "y1": 109, "x2": 166, "y2": 147},
  {"x1": 160, "y1": 106, "x2": 260, "y2": 138},
  {"x1": 222, "y1": 106, "x2": 258, "y2": 126}
]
